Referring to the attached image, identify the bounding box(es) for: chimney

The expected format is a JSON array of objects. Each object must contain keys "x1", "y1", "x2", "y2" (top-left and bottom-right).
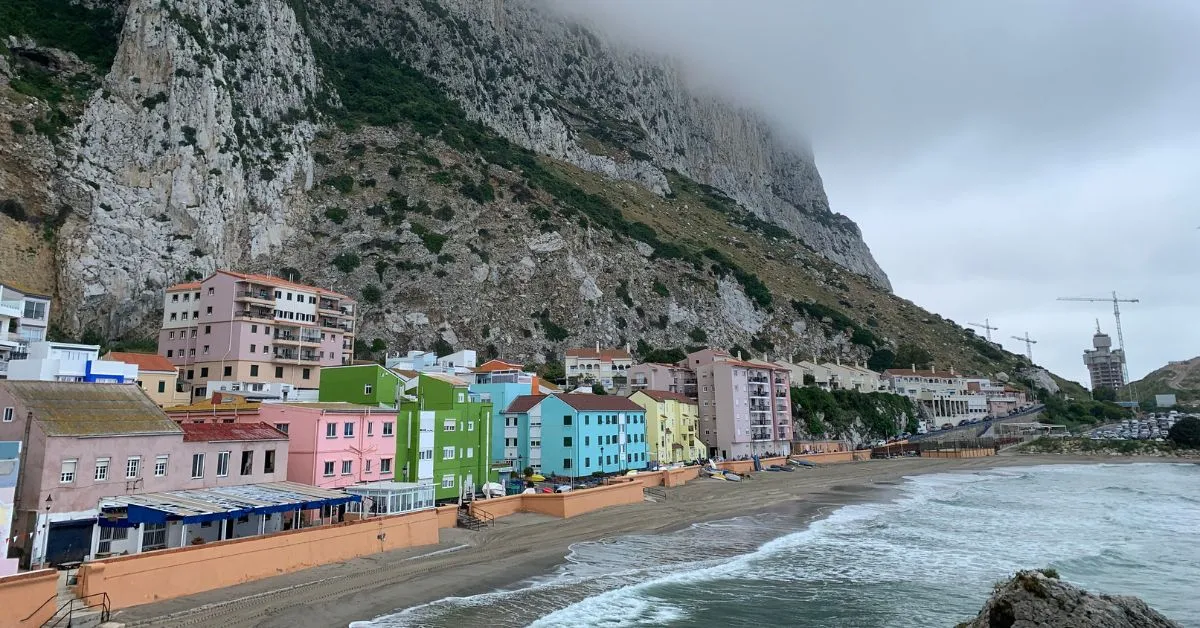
[
  {"x1": 737, "y1": 350, "x2": 743, "y2": 361},
  {"x1": 911, "y1": 363, "x2": 916, "y2": 372},
  {"x1": 212, "y1": 392, "x2": 223, "y2": 405},
  {"x1": 595, "y1": 340, "x2": 600, "y2": 352}
]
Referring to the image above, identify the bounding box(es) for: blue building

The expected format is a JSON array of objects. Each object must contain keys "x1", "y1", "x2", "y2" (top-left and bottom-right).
[
  {"x1": 502, "y1": 393, "x2": 648, "y2": 479},
  {"x1": 469, "y1": 360, "x2": 559, "y2": 466}
]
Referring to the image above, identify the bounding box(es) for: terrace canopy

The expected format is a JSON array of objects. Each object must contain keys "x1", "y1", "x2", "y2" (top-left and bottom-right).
[{"x1": 98, "y1": 481, "x2": 359, "y2": 527}]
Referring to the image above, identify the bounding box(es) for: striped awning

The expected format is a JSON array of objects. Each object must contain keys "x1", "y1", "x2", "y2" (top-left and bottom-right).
[{"x1": 97, "y1": 481, "x2": 360, "y2": 526}]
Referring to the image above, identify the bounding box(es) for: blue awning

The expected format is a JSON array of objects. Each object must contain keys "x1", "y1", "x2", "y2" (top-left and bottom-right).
[{"x1": 97, "y1": 481, "x2": 361, "y2": 526}]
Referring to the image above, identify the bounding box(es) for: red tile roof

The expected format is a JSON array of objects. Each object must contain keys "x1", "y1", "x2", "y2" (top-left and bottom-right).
[
  {"x1": 166, "y1": 281, "x2": 201, "y2": 292},
  {"x1": 220, "y1": 270, "x2": 352, "y2": 301},
  {"x1": 632, "y1": 390, "x2": 696, "y2": 404},
  {"x1": 557, "y1": 394, "x2": 644, "y2": 412},
  {"x1": 565, "y1": 348, "x2": 632, "y2": 361},
  {"x1": 104, "y1": 351, "x2": 177, "y2": 373},
  {"x1": 505, "y1": 395, "x2": 546, "y2": 413},
  {"x1": 475, "y1": 359, "x2": 525, "y2": 373},
  {"x1": 180, "y1": 422, "x2": 287, "y2": 442}
]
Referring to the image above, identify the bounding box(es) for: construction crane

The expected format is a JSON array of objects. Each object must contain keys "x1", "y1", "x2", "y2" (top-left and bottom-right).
[
  {"x1": 1011, "y1": 332, "x2": 1038, "y2": 362},
  {"x1": 967, "y1": 318, "x2": 999, "y2": 342},
  {"x1": 1057, "y1": 291, "x2": 1140, "y2": 403}
]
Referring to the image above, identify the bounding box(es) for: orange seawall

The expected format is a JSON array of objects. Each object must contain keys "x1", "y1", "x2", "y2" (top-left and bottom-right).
[
  {"x1": 471, "y1": 482, "x2": 644, "y2": 520},
  {"x1": 792, "y1": 451, "x2": 864, "y2": 464},
  {"x1": 0, "y1": 569, "x2": 58, "y2": 626},
  {"x1": 922, "y1": 448, "x2": 995, "y2": 458},
  {"x1": 715, "y1": 456, "x2": 789, "y2": 474},
  {"x1": 75, "y1": 509, "x2": 440, "y2": 610}
]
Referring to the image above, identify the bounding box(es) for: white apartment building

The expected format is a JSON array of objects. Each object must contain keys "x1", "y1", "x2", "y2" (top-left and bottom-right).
[
  {"x1": 884, "y1": 368, "x2": 973, "y2": 427},
  {"x1": 564, "y1": 345, "x2": 633, "y2": 390},
  {"x1": 5, "y1": 342, "x2": 138, "y2": 383},
  {"x1": 0, "y1": 283, "x2": 51, "y2": 377}
]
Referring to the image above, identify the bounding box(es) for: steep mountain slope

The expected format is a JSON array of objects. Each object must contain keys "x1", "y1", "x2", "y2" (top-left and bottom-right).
[
  {"x1": 1129, "y1": 357, "x2": 1200, "y2": 405},
  {"x1": 0, "y1": 0, "x2": 1040, "y2": 380}
]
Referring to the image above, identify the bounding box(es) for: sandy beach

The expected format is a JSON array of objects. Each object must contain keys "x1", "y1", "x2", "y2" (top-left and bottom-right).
[{"x1": 110, "y1": 455, "x2": 1176, "y2": 628}]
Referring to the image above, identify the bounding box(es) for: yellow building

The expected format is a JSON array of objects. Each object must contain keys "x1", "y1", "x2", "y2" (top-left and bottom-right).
[
  {"x1": 104, "y1": 351, "x2": 188, "y2": 407},
  {"x1": 628, "y1": 390, "x2": 705, "y2": 464}
]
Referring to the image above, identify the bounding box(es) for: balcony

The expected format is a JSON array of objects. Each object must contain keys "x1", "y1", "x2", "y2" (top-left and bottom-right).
[
  {"x1": 236, "y1": 309, "x2": 273, "y2": 321},
  {"x1": 748, "y1": 376, "x2": 768, "y2": 384},
  {"x1": 775, "y1": 389, "x2": 788, "y2": 398},
  {"x1": 274, "y1": 330, "x2": 321, "y2": 345},
  {"x1": 235, "y1": 290, "x2": 274, "y2": 304},
  {"x1": 272, "y1": 350, "x2": 320, "y2": 363}
]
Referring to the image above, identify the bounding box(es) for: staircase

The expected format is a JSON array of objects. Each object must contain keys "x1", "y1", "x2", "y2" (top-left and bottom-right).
[
  {"x1": 25, "y1": 573, "x2": 112, "y2": 628},
  {"x1": 456, "y1": 508, "x2": 488, "y2": 531}
]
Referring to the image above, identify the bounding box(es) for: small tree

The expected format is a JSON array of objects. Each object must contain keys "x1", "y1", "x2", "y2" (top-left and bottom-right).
[
  {"x1": 591, "y1": 383, "x2": 607, "y2": 395},
  {"x1": 1091, "y1": 386, "x2": 1117, "y2": 402},
  {"x1": 1168, "y1": 417, "x2": 1200, "y2": 448},
  {"x1": 522, "y1": 466, "x2": 534, "y2": 478}
]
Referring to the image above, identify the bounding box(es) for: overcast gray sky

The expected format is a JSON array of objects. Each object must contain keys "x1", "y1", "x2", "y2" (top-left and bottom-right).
[{"x1": 559, "y1": 0, "x2": 1200, "y2": 388}]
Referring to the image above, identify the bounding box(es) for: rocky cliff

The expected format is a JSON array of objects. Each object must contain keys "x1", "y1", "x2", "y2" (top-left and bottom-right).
[
  {"x1": 960, "y1": 570, "x2": 1180, "y2": 628},
  {"x1": 2, "y1": 0, "x2": 1033, "y2": 387}
]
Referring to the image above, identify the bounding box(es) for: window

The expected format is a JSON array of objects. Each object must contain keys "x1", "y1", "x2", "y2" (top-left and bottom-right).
[
  {"x1": 442, "y1": 446, "x2": 455, "y2": 460},
  {"x1": 191, "y1": 453, "x2": 205, "y2": 478},
  {"x1": 302, "y1": 368, "x2": 311, "y2": 380},
  {"x1": 251, "y1": 324, "x2": 258, "y2": 333},
  {"x1": 563, "y1": 458, "x2": 573, "y2": 470},
  {"x1": 154, "y1": 455, "x2": 168, "y2": 476},
  {"x1": 224, "y1": 366, "x2": 232, "y2": 377},
  {"x1": 564, "y1": 436, "x2": 573, "y2": 447},
  {"x1": 200, "y1": 367, "x2": 209, "y2": 377},
  {"x1": 323, "y1": 461, "x2": 335, "y2": 477},
  {"x1": 166, "y1": 349, "x2": 173, "y2": 357},
  {"x1": 343, "y1": 422, "x2": 354, "y2": 437},
  {"x1": 286, "y1": 292, "x2": 293, "y2": 301},
  {"x1": 380, "y1": 458, "x2": 392, "y2": 473},
  {"x1": 142, "y1": 523, "x2": 167, "y2": 551},
  {"x1": 530, "y1": 439, "x2": 541, "y2": 448},
  {"x1": 172, "y1": 294, "x2": 179, "y2": 302},
  {"x1": 157, "y1": 380, "x2": 166, "y2": 393},
  {"x1": 60, "y1": 459, "x2": 77, "y2": 483},
  {"x1": 275, "y1": 290, "x2": 282, "y2": 298},
  {"x1": 203, "y1": 345, "x2": 210, "y2": 354},
  {"x1": 250, "y1": 365, "x2": 259, "y2": 377},
  {"x1": 94, "y1": 457, "x2": 109, "y2": 481},
  {"x1": 585, "y1": 457, "x2": 591, "y2": 467},
  {"x1": 326, "y1": 423, "x2": 337, "y2": 438},
  {"x1": 563, "y1": 415, "x2": 573, "y2": 426},
  {"x1": 241, "y1": 451, "x2": 254, "y2": 475},
  {"x1": 126, "y1": 456, "x2": 141, "y2": 479},
  {"x1": 443, "y1": 420, "x2": 456, "y2": 432},
  {"x1": 457, "y1": 392, "x2": 465, "y2": 403},
  {"x1": 367, "y1": 422, "x2": 374, "y2": 436},
  {"x1": 2, "y1": 407, "x2": 12, "y2": 422},
  {"x1": 186, "y1": 369, "x2": 194, "y2": 379},
  {"x1": 206, "y1": 306, "x2": 212, "y2": 314},
  {"x1": 364, "y1": 459, "x2": 372, "y2": 473},
  {"x1": 97, "y1": 525, "x2": 128, "y2": 554},
  {"x1": 265, "y1": 450, "x2": 276, "y2": 473},
  {"x1": 275, "y1": 366, "x2": 284, "y2": 378},
  {"x1": 204, "y1": 325, "x2": 211, "y2": 334},
  {"x1": 274, "y1": 423, "x2": 288, "y2": 434},
  {"x1": 441, "y1": 474, "x2": 455, "y2": 489},
  {"x1": 584, "y1": 436, "x2": 590, "y2": 446},
  {"x1": 170, "y1": 312, "x2": 177, "y2": 321},
  {"x1": 606, "y1": 456, "x2": 612, "y2": 465},
  {"x1": 466, "y1": 447, "x2": 473, "y2": 458},
  {"x1": 363, "y1": 384, "x2": 373, "y2": 395},
  {"x1": 208, "y1": 287, "x2": 214, "y2": 295},
  {"x1": 468, "y1": 421, "x2": 475, "y2": 432},
  {"x1": 382, "y1": 421, "x2": 394, "y2": 437},
  {"x1": 263, "y1": 345, "x2": 269, "y2": 353},
  {"x1": 341, "y1": 460, "x2": 352, "y2": 475}
]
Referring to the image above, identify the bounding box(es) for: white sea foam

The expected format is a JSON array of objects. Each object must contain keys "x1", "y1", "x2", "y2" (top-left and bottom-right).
[{"x1": 358, "y1": 463, "x2": 1200, "y2": 627}]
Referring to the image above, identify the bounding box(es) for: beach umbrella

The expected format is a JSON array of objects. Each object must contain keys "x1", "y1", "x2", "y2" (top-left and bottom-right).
[
  {"x1": 529, "y1": 474, "x2": 546, "y2": 482},
  {"x1": 625, "y1": 470, "x2": 638, "y2": 476}
]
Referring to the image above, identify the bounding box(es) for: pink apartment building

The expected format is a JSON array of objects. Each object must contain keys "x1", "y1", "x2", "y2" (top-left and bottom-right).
[
  {"x1": 628, "y1": 362, "x2": 698, "y2": 398},
  {"x1": 690, "y1": 349, "x2": 792, "y2": 459},
  {"x1": 157, "y1": 270, "x2": 356, "y2": 400},
  {"x1": 256, "y1": 403, "x2": 396, "y2": 488},
  {"x1": 0, "y1": 382, "x2": 288, "y2": 567}
]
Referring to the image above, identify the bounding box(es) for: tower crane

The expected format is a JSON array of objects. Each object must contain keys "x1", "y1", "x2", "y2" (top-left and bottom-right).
[
  {"x1": 1057, "y1": 292, "x2": 1140, "y2": 403},
  {"x1": 967, "y1": 318, "x2": 999, "y2": 342},
  {"x1": 1011, "y1": 332, "x2": 1038, "y2": 362}
]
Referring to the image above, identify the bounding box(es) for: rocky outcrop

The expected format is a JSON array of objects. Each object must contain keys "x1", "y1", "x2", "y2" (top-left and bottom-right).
[{"x1": 960, "y1": 570, "x2": 1180, "y2": 628}]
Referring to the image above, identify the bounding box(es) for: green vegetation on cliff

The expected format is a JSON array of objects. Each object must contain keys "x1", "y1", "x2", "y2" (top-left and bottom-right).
[{"x1": 791, "y1": 386, "x2": 918, "y2": 440}]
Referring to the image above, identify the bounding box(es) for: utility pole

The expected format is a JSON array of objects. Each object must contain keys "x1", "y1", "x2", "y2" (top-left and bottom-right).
[
  {"x1": 1057, "y1": 292, "x2": 1140, "y2": 404},
  {"x1": 1010, "y1": 332, "x2": 1038, "y2": 362},
  {"x1": 967, "y1": 318, "x2": 999, "y2": 342}
]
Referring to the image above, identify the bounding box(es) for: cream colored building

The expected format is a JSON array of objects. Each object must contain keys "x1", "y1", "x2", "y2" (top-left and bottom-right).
[{"x1": 628, "y1": 390, "x2": 706, "y2": 464}]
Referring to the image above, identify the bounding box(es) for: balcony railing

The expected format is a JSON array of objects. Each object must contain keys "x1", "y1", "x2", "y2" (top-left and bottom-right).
[
  {"x1": 748, "y1": 376, "x2": 768, "y2": 384},
  {"x1": 236, "y1": 290, "x2": 274, "y2": 301}
]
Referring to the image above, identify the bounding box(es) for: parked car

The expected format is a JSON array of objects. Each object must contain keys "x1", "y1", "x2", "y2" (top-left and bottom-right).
[
  {"x1": 554, "y1": 485, "x2": 573, "y2": 493},
  {"x1": 941, "y1": 423, "x2": 954, "y2": 430}
]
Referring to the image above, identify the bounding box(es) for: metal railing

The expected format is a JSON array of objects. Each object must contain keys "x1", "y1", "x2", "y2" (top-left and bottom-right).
[{"x1": 25, "y1": 591, "x2": 110, "y2": 627}]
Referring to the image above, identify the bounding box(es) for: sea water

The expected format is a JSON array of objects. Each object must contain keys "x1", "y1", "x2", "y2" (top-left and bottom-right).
[{"x1": 354, "y1": 463, "x2": 1200, "y2": 627}]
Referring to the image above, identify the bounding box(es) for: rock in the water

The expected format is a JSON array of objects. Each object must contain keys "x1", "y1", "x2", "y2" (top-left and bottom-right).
[{"x1": 960, "y1": 570, "x2": 1180, "y2": 628}]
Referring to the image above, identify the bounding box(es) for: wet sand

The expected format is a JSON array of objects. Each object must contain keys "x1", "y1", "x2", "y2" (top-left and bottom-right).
[{"x1": 110, "y1": 455, "x2": 1172, "y2": 628}]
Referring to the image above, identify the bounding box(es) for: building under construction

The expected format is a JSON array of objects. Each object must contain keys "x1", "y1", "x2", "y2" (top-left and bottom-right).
[{"x1": 1083, "y1": 323, "x2": 1126, "y2": 390}]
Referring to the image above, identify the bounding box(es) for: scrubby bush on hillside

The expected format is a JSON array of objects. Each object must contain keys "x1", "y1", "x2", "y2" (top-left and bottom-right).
[{"x1": 1169, "y1": 417, "x2": 1200, "y2": 448}]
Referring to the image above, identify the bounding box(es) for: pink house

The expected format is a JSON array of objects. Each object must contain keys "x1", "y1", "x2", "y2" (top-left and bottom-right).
[
  {"x1": 0, "y1": 381, "x2": 290, "y2": 567},
  {"x1": 256, "y1": 403, "x2": 396, "y2": 488},
  {"x1": 691, "y1": 350, "x2": 792, "y2": 459},
  {"x1": 157, "y1": 270, "x2": 356, "y2": 401}
]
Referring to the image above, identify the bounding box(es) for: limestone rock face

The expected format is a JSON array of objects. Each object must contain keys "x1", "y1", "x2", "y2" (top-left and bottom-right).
[{"x1": 961, "y1": 571, "x2": 1180, "y2": 628}]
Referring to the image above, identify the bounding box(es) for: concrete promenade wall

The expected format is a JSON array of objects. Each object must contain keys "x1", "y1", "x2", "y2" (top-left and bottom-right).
[
  {"x1": 793, "y1": 451, "x2": 864, "y2": 464},
  {"x1": 436, "y1": 505, "x2": 458, "y2": 528},
  {"x1": 715, "y1": 456, "x2": 788, "y2": 474},
  {"x1": 922, "y1": 448, "x2": 995, "y2": 459},
  {"x1": 75, "y1": 509, "x2": 440, "y2": 610},
  {"x1": 471, "y1": 482, "x2": 644, "y2": 521},
  {"x1": 0, "y1": 569, "x2": 58, "y2": 625}
]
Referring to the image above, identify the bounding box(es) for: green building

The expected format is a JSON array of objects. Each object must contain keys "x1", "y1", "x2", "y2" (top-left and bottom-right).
[
  {"x1": 397, "y1": 373, "x2": 495, "y2": 502},
  {"x1": 318, "y1": 364, "x2": 401, "y2": 407}
]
